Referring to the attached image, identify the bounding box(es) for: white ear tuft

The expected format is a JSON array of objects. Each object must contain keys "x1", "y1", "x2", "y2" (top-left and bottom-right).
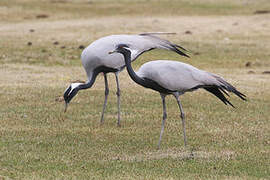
[
  {"x1": 71, "y1": 83, "x2": 83, "y2": 90},
  {"x1": 123, "y1": 46, "x2": 139, "y2": 57}
]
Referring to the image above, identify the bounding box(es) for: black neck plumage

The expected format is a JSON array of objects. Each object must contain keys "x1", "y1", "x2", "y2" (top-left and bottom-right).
[
  {"x1": 121, "y1": 49, "x2": 175, "y2": 94},
  {"x1": 79, "y1": 66, "x2": 119, "y2": 90},
  {"x1": 121, "y1": 50, "x2": 148, "y2": 88}
]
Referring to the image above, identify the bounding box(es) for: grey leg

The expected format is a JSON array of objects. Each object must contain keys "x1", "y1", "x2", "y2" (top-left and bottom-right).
[
  {"x1": 115, "y1": 72, "x2": 121, "y2": 127},
  {"x1": 100, "y1": 73, "x2": 109, "y2": 124},
  {"x1": 173, "y1": 93, "x2": 187, "y2": 146},
  {"x1": 158, "y1": 94, "x2": 167, "y2": 149}
]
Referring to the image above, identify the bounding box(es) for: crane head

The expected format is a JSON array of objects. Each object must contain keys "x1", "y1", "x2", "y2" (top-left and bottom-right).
[
  {"x1": 109, "y1": 44, "x2": 131, "y2": 54},
  {"x1": 63, "y1": 83, "x2": 82, "y2": 112}
]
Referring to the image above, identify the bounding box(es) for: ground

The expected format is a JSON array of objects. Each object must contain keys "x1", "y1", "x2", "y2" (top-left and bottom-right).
[{"x1": 0, "y1": 0, "x2": 269, "y2": 179}]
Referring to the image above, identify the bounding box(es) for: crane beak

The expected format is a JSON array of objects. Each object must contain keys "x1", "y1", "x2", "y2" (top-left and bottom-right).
[
  {"x1": 108, "y1": 50, "x2": 116, "y2": 54},
  {"x1": 64, "y1": 102, "x2": 68, "y2": 113}
]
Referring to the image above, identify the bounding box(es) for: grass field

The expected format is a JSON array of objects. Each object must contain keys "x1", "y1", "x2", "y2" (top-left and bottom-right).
[{"x1": 0, "y1": 0, "x2": 270, "y2": 179}]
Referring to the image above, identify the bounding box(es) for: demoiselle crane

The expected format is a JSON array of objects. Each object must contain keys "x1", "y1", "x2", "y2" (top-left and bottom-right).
[
  {"x1": 109, "y1": 44, "x2": 246, "y2": 148},
  {"x1": 63, "y1": 33, "x2": 189, "y2": 126}
]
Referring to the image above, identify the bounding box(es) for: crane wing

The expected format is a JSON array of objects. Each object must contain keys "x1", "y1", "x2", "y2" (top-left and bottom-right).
[
  {"x1": 129, "y1": 34, "x2": 189, "y2": 60},
  {"x1": 137, "y1": 60, "x2": 246, "y2": 102},
  {"x1": 137, "y1": 60, "x2": 204, "y2": 91},
  {"x1": 81, "y1": 34, "x2": 189, "y2": 77}
]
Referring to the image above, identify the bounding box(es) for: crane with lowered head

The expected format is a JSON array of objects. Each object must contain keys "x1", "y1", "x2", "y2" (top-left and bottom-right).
[{"x1": 63, "y1": 33, "x2": 189, "y2": 126}]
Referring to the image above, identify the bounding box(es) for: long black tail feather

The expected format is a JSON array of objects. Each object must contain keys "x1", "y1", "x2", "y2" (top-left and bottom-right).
[
  {"x1": 140, "y1": 33, "x2": 190, "y2": 58},
  {"x1": 171, "y1": 44, "x2": 189, "y2": 58},
  {"x1": 174, "y1": 44, "x2": 190, "y2": 52},
  {"x1": 213, "y1": 76, "x2": 247, "y2": 101},
  {"x1": 204, "y1": 86, "x2": 235, "y2": 108},
  {"x1": 171, "y1": 45, "x2": 190, "y2": 58},
  {"x1": 219, "y1": 86, "x2": 230, "y2": 97}
]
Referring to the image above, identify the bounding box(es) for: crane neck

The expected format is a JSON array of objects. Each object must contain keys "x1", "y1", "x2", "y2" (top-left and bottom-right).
[
  {"x1": 79, "y1": 69, "x2": 99, "y2": 90},
  {"x1": 121, "y1": 50, "x2": 147, "y2": 87}
]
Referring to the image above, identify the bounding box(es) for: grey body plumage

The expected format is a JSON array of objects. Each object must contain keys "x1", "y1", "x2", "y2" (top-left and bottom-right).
[
  {"x1": 63, "y1": 34, "x2": 189, "y2": 126},
  {"x1": 109, "y1": 44, "x2": 246, "y2": 148}
]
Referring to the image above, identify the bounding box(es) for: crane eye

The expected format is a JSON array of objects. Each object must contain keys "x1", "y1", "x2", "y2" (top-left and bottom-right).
[{"x1": 117, "y1": 44, "x2": 129, "y2": 49}]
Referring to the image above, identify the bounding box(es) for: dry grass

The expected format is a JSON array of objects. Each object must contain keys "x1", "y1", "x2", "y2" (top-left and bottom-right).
[
  {"x1": 0, "y1": 0, "x2": 270, "y2": 179},
  {"x1": 1, "y1": 0, "x2": 270, "y2": 22}
]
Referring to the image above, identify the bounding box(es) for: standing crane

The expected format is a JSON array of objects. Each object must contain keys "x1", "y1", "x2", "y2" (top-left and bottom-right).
[
  {"x1": 109, "y1": 44, "x2": 246, "y2": 148},
  {"x1": 63, "y1": 34, "x2": 189, "y2": 126}
]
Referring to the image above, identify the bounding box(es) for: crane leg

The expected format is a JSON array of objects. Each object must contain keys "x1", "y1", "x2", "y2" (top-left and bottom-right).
[
  {"x1": 158, "y1": 94, "x2": 167, "y2": 149},
  {"x1": 100, "y1": 73, "x2": 109, "y2": 124},
  {"x1": 173, "y1": 93, "x2": 187, "y2": 146},
  {"x1": 115, "y1": 72, "x2": 121, "y2": 127}
]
